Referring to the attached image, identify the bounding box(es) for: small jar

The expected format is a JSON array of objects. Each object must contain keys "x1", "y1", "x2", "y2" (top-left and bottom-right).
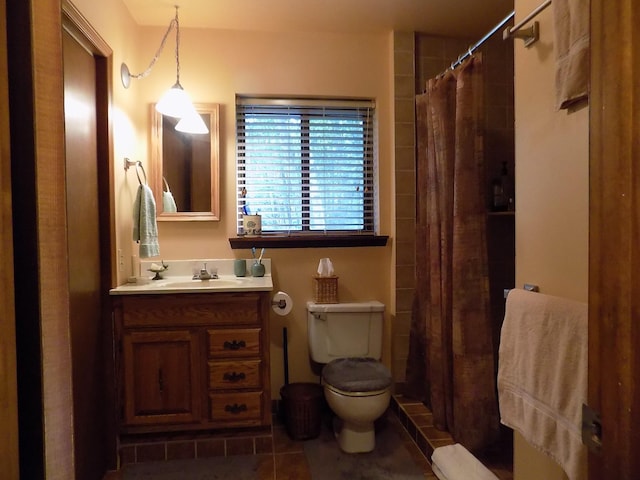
[{"x1": 251, "y1": 262, "x2": 265, "y2": 277}]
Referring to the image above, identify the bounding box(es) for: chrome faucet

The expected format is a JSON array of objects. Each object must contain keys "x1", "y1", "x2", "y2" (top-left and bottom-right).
[{"x1": 193, "y1": 263, "x2": 217, "y2": 280}]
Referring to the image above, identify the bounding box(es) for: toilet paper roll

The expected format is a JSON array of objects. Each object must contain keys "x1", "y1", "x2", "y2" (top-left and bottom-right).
[{"x1": 272, "y1": 291, "x2": 293, "y2": 316}]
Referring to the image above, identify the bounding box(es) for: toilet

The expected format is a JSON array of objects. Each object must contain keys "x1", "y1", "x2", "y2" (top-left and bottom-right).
[{"x1": 307, "y1": 301, "x2": 392, "y2": 453}]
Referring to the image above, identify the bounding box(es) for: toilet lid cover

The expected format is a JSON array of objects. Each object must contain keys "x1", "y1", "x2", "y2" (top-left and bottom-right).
[{"x1": 322, "y1": 358, "x2": 392, "y2": 392}]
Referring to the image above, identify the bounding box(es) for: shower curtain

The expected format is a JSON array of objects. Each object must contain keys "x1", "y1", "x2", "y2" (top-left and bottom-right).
[{"x1": 405, "y1": 55, "x2": 499, "y2": 452}]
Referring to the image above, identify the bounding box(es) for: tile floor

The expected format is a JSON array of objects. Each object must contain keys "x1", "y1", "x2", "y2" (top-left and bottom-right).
[
  {"x1": 106, "y1": 394, "x2": 513, "y2": 479},
  {"x1": 270, "y1": 411, "x2": 434, "y2": 479},
  {"x1": 108, "y1": 411, "x2": 432, "y2": 480}
]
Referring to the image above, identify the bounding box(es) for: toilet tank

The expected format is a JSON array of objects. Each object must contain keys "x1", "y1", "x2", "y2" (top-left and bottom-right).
[{"x1": 307, "y1": 301, "x2": 385, "y2": 364}]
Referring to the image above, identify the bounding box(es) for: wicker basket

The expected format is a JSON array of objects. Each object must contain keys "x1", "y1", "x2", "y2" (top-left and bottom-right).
[
  {"x1": 280, "y1": 383, "x2": 324, "y2": 440},
  {"x1": 313, "y1": 275, "x2": 339, "y2": 303}
]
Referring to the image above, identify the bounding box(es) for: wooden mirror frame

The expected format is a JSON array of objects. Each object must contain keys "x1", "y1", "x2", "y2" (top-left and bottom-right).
[{"x1": 150, "y1": 102, "x2": 220, "y2": 221}]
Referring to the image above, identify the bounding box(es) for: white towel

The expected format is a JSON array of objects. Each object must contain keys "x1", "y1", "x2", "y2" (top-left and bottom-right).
[
  {"x1": 431, "y1": 444, "x2": 498, "y2": 480},
  {"x1": 552, "y1": 0, "x2": 589, "y2": 109},
  {"x1": 132, "y1": 184, "x2": 160, "y2": 258},
  {"x1": 497, "y1": 289, "x2": 587, "y2": 480}
]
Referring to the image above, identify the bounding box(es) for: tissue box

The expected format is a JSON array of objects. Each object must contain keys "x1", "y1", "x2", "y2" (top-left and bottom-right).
[{"x1": 313, "y1": 275, "x2": 338, "y2": 304}]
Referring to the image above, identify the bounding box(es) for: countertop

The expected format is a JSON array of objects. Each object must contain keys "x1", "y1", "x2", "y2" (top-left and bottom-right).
[{"x1": 110, "y1": 258, "x2": 273, "y2": 295}]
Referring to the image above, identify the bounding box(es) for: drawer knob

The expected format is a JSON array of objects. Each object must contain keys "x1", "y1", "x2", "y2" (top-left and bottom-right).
[
  {"x1": 223, "y1": 340, "x2": 246, "y2": 350},
  {"x1": 223, "y1": 372, "x2": 246, "y2": 382},
  {"x1": 224, "y1": 403, "x2": 248, "y2": 414}
]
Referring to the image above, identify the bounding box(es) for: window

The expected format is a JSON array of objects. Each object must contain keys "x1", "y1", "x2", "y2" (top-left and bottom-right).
[{"x1": 236, "y1": 96, "x2": 376, "y2": 236}]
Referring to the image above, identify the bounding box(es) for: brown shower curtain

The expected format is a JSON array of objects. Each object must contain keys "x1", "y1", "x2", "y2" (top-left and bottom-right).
[{"x1": 405, "y1": 55, "x2": 499, "y2": 452}]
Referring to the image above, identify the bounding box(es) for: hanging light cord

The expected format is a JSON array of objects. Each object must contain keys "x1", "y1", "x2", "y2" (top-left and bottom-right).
[
  {"x1": 128, "y1": 6, "x2": 181, "y2": 83},
  {"x1": 174, "y1": 6, "x2": 181, "y2": 86}
]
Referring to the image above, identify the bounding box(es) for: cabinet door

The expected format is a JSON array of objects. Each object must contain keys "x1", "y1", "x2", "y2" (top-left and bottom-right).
[{"x1": 122, "y1": 329, "x2": 201, "y2": 426}]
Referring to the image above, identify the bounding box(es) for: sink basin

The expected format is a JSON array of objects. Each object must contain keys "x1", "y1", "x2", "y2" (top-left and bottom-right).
[{"x1": 152, "y1": 279, "x2": 244, "y2": 289}]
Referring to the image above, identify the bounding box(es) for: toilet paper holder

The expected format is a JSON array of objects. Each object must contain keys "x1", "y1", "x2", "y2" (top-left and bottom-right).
[
  {"x1": 271, "y1": 291, "x2": 293, "y2": 316},
  {"x1": 272, "y1": 298, "x2": 287, "y2": 309}
]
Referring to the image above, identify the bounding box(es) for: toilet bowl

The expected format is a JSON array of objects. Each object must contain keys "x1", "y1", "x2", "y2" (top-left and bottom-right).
[
  {"x1": 307, "y1": 301, "x2": 391, "y2": 453},
  {"x1": 321, "y1": 357, "x2": 392, "y2": 453}
]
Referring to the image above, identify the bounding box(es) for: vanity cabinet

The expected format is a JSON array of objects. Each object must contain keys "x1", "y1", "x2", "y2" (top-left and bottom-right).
[{"x1": 113, "y1": 292, "x2": 271, "y2": 433}]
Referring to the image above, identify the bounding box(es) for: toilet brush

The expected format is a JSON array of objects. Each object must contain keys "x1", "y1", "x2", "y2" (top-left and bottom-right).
[{"x1": 283, "y1": 327, "x2": 289, "y2": 386}]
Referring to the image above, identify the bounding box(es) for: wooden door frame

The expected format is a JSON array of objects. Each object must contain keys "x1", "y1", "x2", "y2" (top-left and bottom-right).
[
  {"x1": 62, "y1": 0, "x2": 118, "y2": 471},
  {"x1": 589, "y1": 0, "x2": 640, "y2": 478},
  {"x1": 0, "y1": 0, "x2": 19, "y2": 477}
]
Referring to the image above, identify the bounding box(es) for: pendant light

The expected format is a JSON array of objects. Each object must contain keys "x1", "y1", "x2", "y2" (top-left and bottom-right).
[
  {"x1": 175, "y1": 108, "x2": 209, "y2": 134},
  {"x1": 120, "y1": 6, "x2": 208, "y2": 134}
]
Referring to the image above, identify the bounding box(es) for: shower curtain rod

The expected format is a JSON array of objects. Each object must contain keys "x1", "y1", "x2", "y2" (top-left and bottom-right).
[
  {"x1": 444, "y1": 0, "x2": 552, "y2": 75},
  {"x1": 446, "y1": 10, "x2": 515, "y2": 72}
]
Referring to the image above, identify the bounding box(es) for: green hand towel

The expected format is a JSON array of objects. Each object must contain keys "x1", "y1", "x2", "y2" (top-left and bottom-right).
[{"x1": 133, "y1": 184, "x2": 160, "y2": 258}]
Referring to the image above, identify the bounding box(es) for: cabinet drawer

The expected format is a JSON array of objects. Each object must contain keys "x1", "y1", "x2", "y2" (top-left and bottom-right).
[
  {"x1": 120, "y1": 294, "x2": 262, "y2": 327},
  {"x1": 209, "y1": 392, "x2": 263, "y2": 424},
  {"x1": 208, "y1": 360, "x2": 262, "y2": 389},
  {"x1": 208, "y1": 328, "x2": 261, "y2": 358}
]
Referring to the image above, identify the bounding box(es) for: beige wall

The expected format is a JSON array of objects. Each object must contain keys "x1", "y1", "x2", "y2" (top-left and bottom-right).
[
  {"x1": 513, "y1": 0, "x2": 588, "y2": 477},
  {"x1": 70, "y1": 0, "x2": 150, "y2": 288},
  {"x1": 73, "y1": 0, "x2": 395, "y2": 397},
  {"x1": 140, "y1": 27, "x2": 395, "y2": 396}
]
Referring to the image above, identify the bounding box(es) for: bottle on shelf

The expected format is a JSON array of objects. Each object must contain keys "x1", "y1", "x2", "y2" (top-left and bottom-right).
[
  {"x1": 500, "y1": 161, "x2": 514, "y2": 211},
  {"x1": 491, "y1": 161, "x2": 514, "y2": 212}
]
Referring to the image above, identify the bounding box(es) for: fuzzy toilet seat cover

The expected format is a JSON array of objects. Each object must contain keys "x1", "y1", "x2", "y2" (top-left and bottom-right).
[{"x1": 322, "y1": 357, "x2": 392, "y2": 392}]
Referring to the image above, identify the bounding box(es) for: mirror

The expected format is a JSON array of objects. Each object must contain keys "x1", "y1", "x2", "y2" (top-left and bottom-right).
[{"x1": 150, "y1": 103, "x2": 220, "y2": 221}]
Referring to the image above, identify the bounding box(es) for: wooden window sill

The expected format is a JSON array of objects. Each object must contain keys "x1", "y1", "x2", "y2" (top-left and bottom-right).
[{"x1": 228, "y1": 234, "x2": 389, "y2": 249}]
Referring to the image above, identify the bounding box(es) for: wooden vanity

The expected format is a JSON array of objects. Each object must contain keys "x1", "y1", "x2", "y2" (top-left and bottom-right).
[{"x1": 112, "y1": 291, "x2": 271, "y2": 434}]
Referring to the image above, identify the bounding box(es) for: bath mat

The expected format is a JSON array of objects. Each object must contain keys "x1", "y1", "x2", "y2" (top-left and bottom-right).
[
  {"x1": 303, "y1": 418, "x2": 425, "y2": 480},
  {"x1": 121, "y1": 455, "x2": 268, "y2": 480}
]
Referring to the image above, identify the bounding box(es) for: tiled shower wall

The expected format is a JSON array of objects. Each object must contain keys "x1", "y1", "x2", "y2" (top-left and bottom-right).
[
  {"x1": 392, "y1": 31, "x2": 418, "y2": 382},
  {"x1": 392, "y1": 31, "x2": 515, "y2": 383}
]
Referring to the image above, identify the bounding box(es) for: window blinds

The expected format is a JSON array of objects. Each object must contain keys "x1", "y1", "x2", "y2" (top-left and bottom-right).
[{"x1": 236, "y1": 97, "x2": 376, "y2": 234}]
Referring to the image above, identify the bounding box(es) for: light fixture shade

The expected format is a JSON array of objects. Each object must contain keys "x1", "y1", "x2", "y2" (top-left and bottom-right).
[
  {"x1": 155, "y1": 83, "x2": 194, "y2": 118},
  {"x1": 175, "y1": 108, "x2": 209, "y2": 135}
]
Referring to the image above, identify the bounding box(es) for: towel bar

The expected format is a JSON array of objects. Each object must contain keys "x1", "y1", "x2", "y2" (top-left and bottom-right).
[
  {"x1": 503, "y1": 0, "x2": 551, "y2": 47},
  {"x1": 504, "y1": 284, "x2": 540, "y2": 298}
]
